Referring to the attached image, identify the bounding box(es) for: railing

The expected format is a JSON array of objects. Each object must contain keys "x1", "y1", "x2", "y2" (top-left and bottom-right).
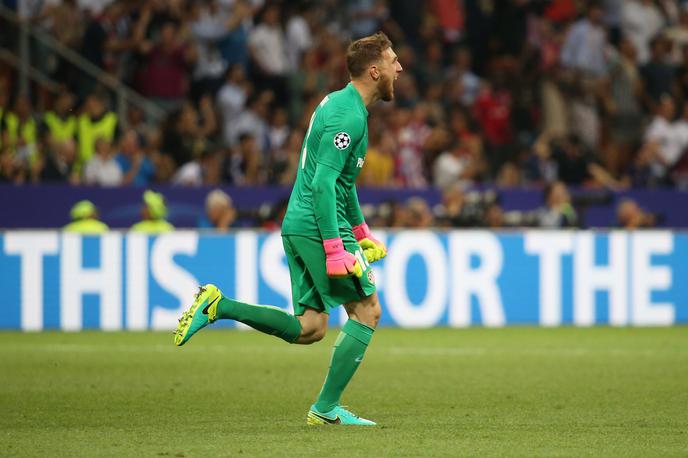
[{"x1": 0, "y1": 4, "x2": 166, "y2": 126}]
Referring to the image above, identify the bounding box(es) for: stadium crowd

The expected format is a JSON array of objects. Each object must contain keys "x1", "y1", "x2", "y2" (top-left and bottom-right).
[{"x1": 0, "y1": 0, "x2": 685, "y2": 229}]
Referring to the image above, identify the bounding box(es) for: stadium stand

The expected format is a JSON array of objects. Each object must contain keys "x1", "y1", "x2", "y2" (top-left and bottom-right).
[{"x1": 1, "y1": 0, "x2": 687, "y2": 229}]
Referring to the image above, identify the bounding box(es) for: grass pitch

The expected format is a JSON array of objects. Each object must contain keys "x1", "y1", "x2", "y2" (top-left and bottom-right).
[{"x1": 1, "y1": 327, "x2": 687, "y2": 457}]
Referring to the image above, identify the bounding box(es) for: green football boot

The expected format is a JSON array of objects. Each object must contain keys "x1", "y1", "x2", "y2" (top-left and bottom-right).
[
  {"x1": 306, "y1": 405, "x2": 376, "y2": 426},
  {"x1": 174, "y1": 284, "x2": 222, "y2": 346}
]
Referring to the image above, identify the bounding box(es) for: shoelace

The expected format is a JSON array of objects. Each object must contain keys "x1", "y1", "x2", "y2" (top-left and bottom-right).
[{"x1": 338, "y1": 406, "x2": 359, "y2": 418}]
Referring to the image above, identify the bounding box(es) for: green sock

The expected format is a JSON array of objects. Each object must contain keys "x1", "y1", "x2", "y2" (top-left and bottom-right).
[
  {"x1": 216, "y1": 297, "x2": 302, "y2": 343},
  {"x1": 314, "y1": 319, "x2": 374, "y2": 412}
]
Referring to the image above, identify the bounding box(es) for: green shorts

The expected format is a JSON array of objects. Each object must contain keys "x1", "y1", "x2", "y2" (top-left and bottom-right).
[{"x1": 282, "y1": 235, "x2": 377, "y2": 316}]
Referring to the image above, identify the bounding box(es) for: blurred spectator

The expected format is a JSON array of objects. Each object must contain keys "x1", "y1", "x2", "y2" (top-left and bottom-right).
[
  {"x1": 348, "y1": 0, "x2": 387, "y2": 39},
  {"x1": 36, "y1": 139, "x2": 80, "y2": 184},
  {"x1": 137, "y1": 20, "x2": 197, "y2": 111},
  {"x1": 63, "y1": 200, "x2": 109, "y2": 233},
  {"x1": 433, "y1": 140, "x2": 484, "y2": 190},
  {"x1": 643, "y1": 95, "x2": 686, "y2": 182},
  {"x1": 268, "y1": 107, "x2": 290, "y2": 153},
  {"x1": 483, "y1": 202, "x2": 505, "y2": 229},
  {"x1": 222, "y1": 133, "x2": 262, "y2": 185},
  {"x1": 524, "y1": 132, "x2": 558, "y2": 185},
  {"x1": 435, "y1": 185, "x2": 472, "y2": 227},
  {"x1": 126, "y1": 106, "x2": 154, "y2": 141},
  {"x1": 218, "y1": 0, "x2": 253, "y2": 69},
  {"x1": 560, "y1": 3, "x2": 608, "y2": 77},
  {"x1": 473, "y1": 80, "x2": 513, "y2": 171},
  {"x1": 43, "y1": 0, "x2": 84, "y2": 51},
  {"x1": 285, "y1": 4, "x2": 314, "y2": 72},
  {"x1": 616, "y1": 198, "x2": 657, "y2": 228},
  {"x1": 551, "y1": 134, "x2": 621, "y2": 188},
  {"x1": 131, "y1": 190, "x2": 174, "y2": 233},
  {"x1": 43, "y1": 91, "x2": 77, "y2": 145},
  {"x1": 496, "y1": 162, "x2": 522, "y2": 187},
  {"x1": 405, "y1": 197, "x2": 434, "y2": 228},
  {"x1": 161, "y1": 99, "x2": 215, "y2": 168},
  {"x1": 626, "y1": 141, "x2": 660, "y2": 188},
  {"x1": 199, "y1": 189, "x2": 236, "y2": 231},
  {"x1": 230, "y1": 91, "x2": 271, "y2": 152},
  {"x1": 172, "y1": 150, "x2": 222, "y2": 186},
  {"x1": 77, "y1": 92, "x2": 117, "y2": 167},
  {"x1": 189, "y1": 0, "x2": 230, "y2": 101},
  {"x1": 444, "y1": 47, "x2": 481, "y2": 106},
  {"x1": 602, "y1": 38, "x2": 644, "y2": 176},
  {"x1": 1, "y1": 96, "x2": 38, "y2": 161},
  {"x1": 622, "y1": 0, "x2": 665, "y2": 64},
  {"x1": 640, "y1": 36, "x2": 676, "y2": 108},
  {"x1": 83, "y1": 137, "x2": 123, "y2": 187},
  {"x1": 115, "y1": 130, "x2": 155, "y2": 186},
  {"x1": 535, "y1": 181, "x2": 578, "y2": 228},
  {"x1": 249, "y1": 4, "x2": 289, "y2": 104},
  {"x1": 664, "y1": 9, "x2": 688, "y2": 64},
  {"x1": 289, "y1": 48, "x2": 328, "y2": 123},
  {"x1": 272, "y1": 129, "x2": 304, "y2": 185},
  {"x1": 217, "y1": 65, "x2": 251, "y2": 146},
  {"x1": 359, "y1": 130, "x2": 395, "y2": 187},
  {"x1": 393, "y1": 107, "x2": 430, "y2": 188}
]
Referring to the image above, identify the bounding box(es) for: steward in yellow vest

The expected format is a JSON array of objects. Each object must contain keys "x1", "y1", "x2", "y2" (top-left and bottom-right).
[
  {"x1": 1, "y1": 96, "x2": 38, "y2": 159},
  {"x1": 44, "y1": 92, "x2": 77, "y2": 144},
  {"x1": 63, "y1": 200, "x2": 109, "y2": 233},
  {"x1": 77, "y1": 92, "x2": 117, "y2": 166},
  {"x1": 131, "y1": 190, "x2": 175, "y2": 233}
]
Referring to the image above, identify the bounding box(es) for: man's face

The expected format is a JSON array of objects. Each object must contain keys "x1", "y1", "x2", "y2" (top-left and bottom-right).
[{"x1": 376, "y1": 47, "x2": 403, "y2": 102}]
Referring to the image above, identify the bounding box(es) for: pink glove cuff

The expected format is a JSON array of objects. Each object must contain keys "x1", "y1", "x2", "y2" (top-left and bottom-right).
[
  {"x1": 323, "y1": 237, "x2": 345, "y2": 255},
  {"x1": 352, "y1": 222, "x2": 371, "y2": 241}
]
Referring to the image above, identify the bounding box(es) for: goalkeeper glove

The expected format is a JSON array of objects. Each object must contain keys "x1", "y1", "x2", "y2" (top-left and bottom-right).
[
  {"x1": 352, "y1": 222, "x2": 387, "y2": 264},
  {"x1": 323, "y1": 237, "x2": 362, "y2": 278}
]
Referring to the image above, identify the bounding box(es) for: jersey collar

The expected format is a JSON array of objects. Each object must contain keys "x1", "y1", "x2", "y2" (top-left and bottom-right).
[{"x1": 346, "y1": 82, "x2": 368, "y2": 117}]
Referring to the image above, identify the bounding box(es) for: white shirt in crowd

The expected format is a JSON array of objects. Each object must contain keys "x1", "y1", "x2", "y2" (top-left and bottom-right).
[
  {"x1": 248, "y1": 24, "x2": 289, "y2": 76},
  {"x1": 286, "y1": 15, "x2": 312, "y2": 72},
  {"x1": 172, "y1": 161, "x2": 203, "y2": 186},
  {"x1": 217, "y1": 82, "x2": 248, "y2": 146},
  {"x1": 433, "y1": 151, "x2": 469, "y2": 190},
  {"x1": 232, "y1": 109, "x2": 268, "y2": 152},
  {"x1": 621, "y1": 0, "x2": 664, "y2": 64},
  {"x1": 84, "y1": 156, "x2": 123, "y2": 187},
  {"x1": 191, "y1": 5, "x2": 230, "y2": 80},
  {"x1": 645, "y1": 115, "x2": 688, "y2": 176}
]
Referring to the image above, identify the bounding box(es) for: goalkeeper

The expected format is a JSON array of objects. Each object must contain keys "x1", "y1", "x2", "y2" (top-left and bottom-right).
[{"x1": 175, "y1": 32, "x2": 402, "y2": 426}]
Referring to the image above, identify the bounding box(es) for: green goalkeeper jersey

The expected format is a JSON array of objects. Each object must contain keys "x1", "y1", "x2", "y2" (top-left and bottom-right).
[{"x1": 282, "y1": 83, "x2": 369, "y2": 243}]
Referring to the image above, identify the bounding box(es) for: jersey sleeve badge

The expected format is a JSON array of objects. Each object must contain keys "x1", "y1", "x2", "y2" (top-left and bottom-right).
[{"x1": 333, "y1": 132, "x2": 351, "y2": 150}]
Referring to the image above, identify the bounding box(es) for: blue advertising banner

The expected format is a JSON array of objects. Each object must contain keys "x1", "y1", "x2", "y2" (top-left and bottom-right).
[{"x1": 0, "y1": 230, "x2": 686, "y2": 330}]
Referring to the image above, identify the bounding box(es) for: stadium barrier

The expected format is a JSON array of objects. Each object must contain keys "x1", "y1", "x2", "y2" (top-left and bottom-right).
[
  {"x1": 1, "y1": 230, "x2": 686, "y2": 330},
  {"x1": 2, "y1": 184, "x2": 688, "y2": 229}
]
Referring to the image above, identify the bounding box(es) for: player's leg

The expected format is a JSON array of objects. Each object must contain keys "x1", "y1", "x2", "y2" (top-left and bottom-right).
[
  {"x1": 174, "y1": 283, "x2": 303, "y2": 346},
  {"x1": 307, "y1": 292, "x2": 379, "y2": 426},
  {"x1": 294, "y1": 308, "x2": 328, "y2": 344},
  {"x1": 307, "y1": 239, "x2": 379, "y2": 425},
  {"x1": 174, "y1": 235, "x2": 327, "y2": 347}
]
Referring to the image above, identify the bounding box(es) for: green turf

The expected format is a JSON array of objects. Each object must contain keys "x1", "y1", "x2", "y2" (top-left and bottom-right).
[{"x1": 1, "y1": 327, "x2": 687, "y2": 457}]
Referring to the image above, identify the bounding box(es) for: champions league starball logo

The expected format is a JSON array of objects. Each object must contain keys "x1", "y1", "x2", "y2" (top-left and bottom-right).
[{"x1": 333, "y1": 132, "x2": 351, "y2": 150}]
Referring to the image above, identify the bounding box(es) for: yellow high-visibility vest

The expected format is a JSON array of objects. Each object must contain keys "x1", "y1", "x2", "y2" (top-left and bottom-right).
[
  {"x1": 130, "y1": 219, "x2": 175, "y2": 234},
  {"x1": 63, "y1": 219, "x2": 110, "y2": 234},
  {"x1": 77, "y1": 112, "x2": 117, "y2": 164},
  {"x1": 3, "y1": 112, "x2": 37, "y2": 157},
  {"x1": 44, "y1": 112, "x2": 77, "y2": 143}
]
